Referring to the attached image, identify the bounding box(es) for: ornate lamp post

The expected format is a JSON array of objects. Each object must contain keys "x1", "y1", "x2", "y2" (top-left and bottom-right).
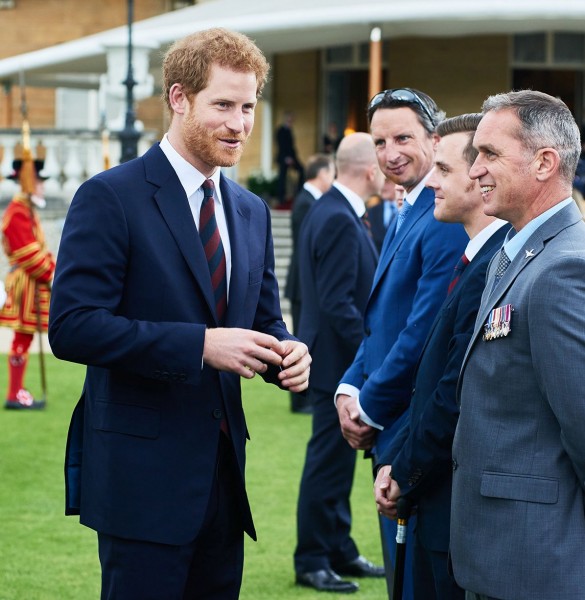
[{"x1": 119, "y1": 0, "x2": 140, "y2": 163}]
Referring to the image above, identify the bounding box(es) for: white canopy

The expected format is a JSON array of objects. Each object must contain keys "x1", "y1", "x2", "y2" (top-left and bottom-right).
[{"x1": 2, "y1": 0, "x2": 585, "y2": 88}]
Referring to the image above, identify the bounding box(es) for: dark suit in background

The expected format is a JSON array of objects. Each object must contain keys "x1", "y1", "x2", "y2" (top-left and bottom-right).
[
  {"x1": 368, "y1": 199, "x2": 398, "y2": 253},
  {"x1": 286, "y1": 187, "x2": 317, "y2": 331},
  {"x1": 285, "y1": 154, "x2": 335, "y2": 413},
  {"x1": 276, "y1": 112, "x2": 304, "y2": 205},
  {"x1": 294, "y1": 132, "x2": 384, "y2": 593}
]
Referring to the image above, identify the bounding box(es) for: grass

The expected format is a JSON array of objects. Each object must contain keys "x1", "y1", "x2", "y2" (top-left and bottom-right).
[{"x1": 0, "y1": 355, "x2": 385, "y2": 599}]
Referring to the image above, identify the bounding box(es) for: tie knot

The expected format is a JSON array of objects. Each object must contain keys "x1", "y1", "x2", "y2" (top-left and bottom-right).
[{"x1": 202, "y1": 179, "x2": 215, "y2": 198}]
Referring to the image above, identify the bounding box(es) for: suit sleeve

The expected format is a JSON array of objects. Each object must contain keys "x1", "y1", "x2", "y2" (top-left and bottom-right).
[
  {"x1": 531, "y1": 254, "x2": 585, "y2": 488},
  {"x1": 49, "y1": 177, "x2": 207, "y2": 385},
  {"x1": 359, "y1": 220, "x2": 467, "y2": 428},
  {"x1": 385, "y1": 261, "x2": 487, "y2": 499}
]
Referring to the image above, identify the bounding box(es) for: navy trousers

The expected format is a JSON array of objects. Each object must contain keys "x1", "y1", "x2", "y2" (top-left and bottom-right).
[
  {"x1": 98, "y1": 433, "x2": 245, "y2": 600},
  {"x1": 294, "y1": 387, "x2": 359, "y2": 573}
]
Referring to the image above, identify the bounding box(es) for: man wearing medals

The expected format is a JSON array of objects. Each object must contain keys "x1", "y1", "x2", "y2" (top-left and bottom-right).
[{"x1": 451, "y1": 91, "x2": 585, "y2": 600}]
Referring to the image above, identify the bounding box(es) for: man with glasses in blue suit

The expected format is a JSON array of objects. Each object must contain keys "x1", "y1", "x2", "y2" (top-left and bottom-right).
[{"x1": 336, "y1": 89, "x2": 467, "y2": 598}]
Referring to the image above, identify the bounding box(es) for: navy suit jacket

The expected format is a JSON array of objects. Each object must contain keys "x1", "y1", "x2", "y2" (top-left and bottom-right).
[
  {"x1": 50, "y1": 143, "x2": 294, "y2": 546},
  {"x1": 378, "y1": 224, "x2": 509, "y2": 551},
  {"x1": 340, "y1": 186, "x2": 468, "y2": 452},
  {"x1": 297, "y1": 186, "x2": 378, "y2": 392},
  {"x1": 368, "y1": 200, "x2": 397, "y2": 254}
]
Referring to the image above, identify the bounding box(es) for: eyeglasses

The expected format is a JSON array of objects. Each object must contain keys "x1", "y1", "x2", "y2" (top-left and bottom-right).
[{"x1": 368, "y1": 88, "x2": 436, "y2": 126}]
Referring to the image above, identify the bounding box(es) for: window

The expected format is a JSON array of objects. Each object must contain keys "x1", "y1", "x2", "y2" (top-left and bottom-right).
[
  {"x1": 554, "y1": 33, "x2": 585, "y2": 64},
  {"x1": 513, "y1": 33, "x2": 546, "y2": 63},
  {"x1": 513, "y1": 32, "x2": 585, "y2": 66}
]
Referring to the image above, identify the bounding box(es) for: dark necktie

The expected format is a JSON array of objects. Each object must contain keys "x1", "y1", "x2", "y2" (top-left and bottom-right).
[
  {"x1": 447, "y1": 253, "x2": 470, "y2": 295},
  {"x1": 395, "y1": 200, "x2": 413, "y2": 233},
  {"x1": 200, "y1": 179, "x2": 230, "y2": 436},
  {"x1": 362, "y1": 210, "x2": 373, "y2": 238},
  {"x1": 199, "y1": 179, "x2": 227, "y2": 324}
]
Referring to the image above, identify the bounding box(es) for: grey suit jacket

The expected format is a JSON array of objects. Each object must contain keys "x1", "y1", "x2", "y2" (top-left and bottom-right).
[{"x1": 451, "y1": 201, "x2": 585, "y2": 600}]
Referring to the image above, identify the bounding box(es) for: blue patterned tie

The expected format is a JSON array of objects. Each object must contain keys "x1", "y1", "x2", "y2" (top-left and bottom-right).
[
  {"x1": 395, "y1": 200, "x2": 413, "y2": 233},
  {"x1": 491, "y1": 247, "x2": 511, "y2": 292}
]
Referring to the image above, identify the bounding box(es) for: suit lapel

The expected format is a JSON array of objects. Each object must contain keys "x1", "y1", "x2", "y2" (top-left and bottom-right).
[
  {"x1": 145, "y1": 144, "x2": 217, "y2": 320},
  {"x1": 463, "y1": 202, "x2": 583, "y2": 368},
  {"x1": 371, "y1": 187, "x2": 434, "y2": 291},
  {"x1": 221, "y1": 176, "x2": 251, "y2": 326},
  {"x1": 419, "y1": 225, "x2": 508, "y2": 364}
]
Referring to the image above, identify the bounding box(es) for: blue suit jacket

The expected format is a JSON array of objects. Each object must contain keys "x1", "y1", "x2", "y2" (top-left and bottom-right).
[
  {"x1": 378, "y1": 224, "x2": 509, "y2": 551},
  {"x1": 50, "y1": 144, "x2": 294, "y2": 546},
  {"x1": 297, "y1": 186, "x2": 378, "y2": 392},
  {"x1": 340, "y1": 186, "x2": 468, "y2": 451}
]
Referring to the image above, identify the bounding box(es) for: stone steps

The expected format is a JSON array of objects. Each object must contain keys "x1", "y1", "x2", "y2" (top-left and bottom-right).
[{"x1": 270, "y1": 209, "x2": 292, "y2": 317}]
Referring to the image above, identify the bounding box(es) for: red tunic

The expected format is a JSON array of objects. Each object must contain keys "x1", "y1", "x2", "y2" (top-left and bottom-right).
[{"x1": 0, "y1": 194, "x2": 54, "y2": 334}]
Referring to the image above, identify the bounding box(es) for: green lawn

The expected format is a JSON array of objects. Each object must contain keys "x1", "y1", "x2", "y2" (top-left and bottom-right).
[{"x1": 0, "y1": 355, "x2": 385, "y2": 599}]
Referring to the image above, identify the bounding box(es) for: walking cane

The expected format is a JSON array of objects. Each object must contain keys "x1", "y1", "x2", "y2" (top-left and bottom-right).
[
  {"x1": 392, "y1": 496, "x2": 412, "y2": 600},
  {"x1": 34, "y1": 284, "x2": 48, "y2": 406}
]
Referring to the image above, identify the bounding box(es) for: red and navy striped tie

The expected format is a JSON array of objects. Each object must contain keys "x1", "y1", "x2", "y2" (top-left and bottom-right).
[
  {"x1": 199, "y1": 179, "x2": 227, "y2": 324},
  {"x1": 447, "y1": 253, "x2": 470, "y2": 295}
]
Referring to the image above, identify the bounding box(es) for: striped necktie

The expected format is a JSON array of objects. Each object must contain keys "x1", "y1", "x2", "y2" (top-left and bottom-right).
[
  {"x1": 447, "y1": 253, "x2": 470, "y2": 295},
  {"x1": 200, "y1": 179, "x2": 230, "y2": 437},
  {"x1": 199, "y1": 179, "x2": 227, "y2": 324},
  {"x1": 362, "y1": 210, "x2": 373, "y2": 238}
]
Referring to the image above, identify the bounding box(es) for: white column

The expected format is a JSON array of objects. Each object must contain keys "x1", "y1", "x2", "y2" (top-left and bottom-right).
[
  {"x1": 42, "y1": 138, "x2": 63, "y2": 200},
  {"x1": 62, "y1": 139, "x2": 84, "y2": 202}
]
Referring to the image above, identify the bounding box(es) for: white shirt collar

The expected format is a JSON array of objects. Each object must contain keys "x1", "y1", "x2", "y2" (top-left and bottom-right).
[
  {"x1": 333, "y1": 181, "x2": 366, "y2": 217},
  {"x1": 465, "y1": 219, "x2": 508, "y2": 261},
  {"x1": 303, "y1": 181, "x2": 323, "y2": 200},
  {"x1": 159, "y1": 134, "x2": 222, "y2": 204},
  {"x1": 403, "y1": 171, "x2": 432, "y2": 207}
]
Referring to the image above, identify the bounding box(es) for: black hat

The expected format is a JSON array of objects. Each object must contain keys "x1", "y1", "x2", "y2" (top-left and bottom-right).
[{"x1": 7, "y1": 159, "x2": 49, "y2": 181}]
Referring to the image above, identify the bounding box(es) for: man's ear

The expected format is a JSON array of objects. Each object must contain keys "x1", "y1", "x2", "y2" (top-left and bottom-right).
[
  {"x1": 431, "y1": 133, "x2": 441, "y2": 151},
  {"x1": 534, "y1": 147, "x2": 560, "y2": 182},
  {"x1": 168, "y1": 83, "x2": 188, "y2": 115}
]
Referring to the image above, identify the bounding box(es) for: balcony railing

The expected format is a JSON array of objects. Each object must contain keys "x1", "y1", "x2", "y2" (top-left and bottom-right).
[{"x1": 0, "y1": 128, "x2": 158, "y2": 204}]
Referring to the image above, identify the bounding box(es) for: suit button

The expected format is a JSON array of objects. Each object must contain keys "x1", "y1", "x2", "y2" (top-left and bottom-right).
[
  {"x1": 179, "y1": 374, "x2": 187, "y2": 382},
  {"x1": 153, "y1": 370, "x2": 160, "y2": 379},
  {"x1": 364, "y1": 327, "x2": 371, "y2": 336},
  {"x1": 412, "y1": 387, "x2": 416, "y2": 395},
  {"x1": 363, "y1": 373, "x2": 369, "y2": 381},
  {"x1": 161, "y1": 371, "x2": 169, "y2": 381},
  {"x1": 212, "y1": 408, "x2": 223, "y2": 420},
  {"x1": 452, "y1": 459, "x2": 458, "y2": 471}
]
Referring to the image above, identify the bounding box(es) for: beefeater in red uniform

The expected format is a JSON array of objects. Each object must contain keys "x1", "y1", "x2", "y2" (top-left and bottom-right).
[{"x1": 0, "y1": 158, "x2": 54, "y2": 409}]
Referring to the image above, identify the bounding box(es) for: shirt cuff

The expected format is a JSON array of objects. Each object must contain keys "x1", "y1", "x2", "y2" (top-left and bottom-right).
[{"x1": 335, "y1": 383, "x2": 384, "y2": 431}]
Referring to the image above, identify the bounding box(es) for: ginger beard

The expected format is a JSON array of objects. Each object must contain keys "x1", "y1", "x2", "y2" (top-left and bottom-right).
[{"x1": 182, "y1": 108, "x2": 250, "y2": 170}]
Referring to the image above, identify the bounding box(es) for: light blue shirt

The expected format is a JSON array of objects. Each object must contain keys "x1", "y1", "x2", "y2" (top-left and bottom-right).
[{"x1": 503, "y1": 198, "x2": 573, "y2": 260}]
